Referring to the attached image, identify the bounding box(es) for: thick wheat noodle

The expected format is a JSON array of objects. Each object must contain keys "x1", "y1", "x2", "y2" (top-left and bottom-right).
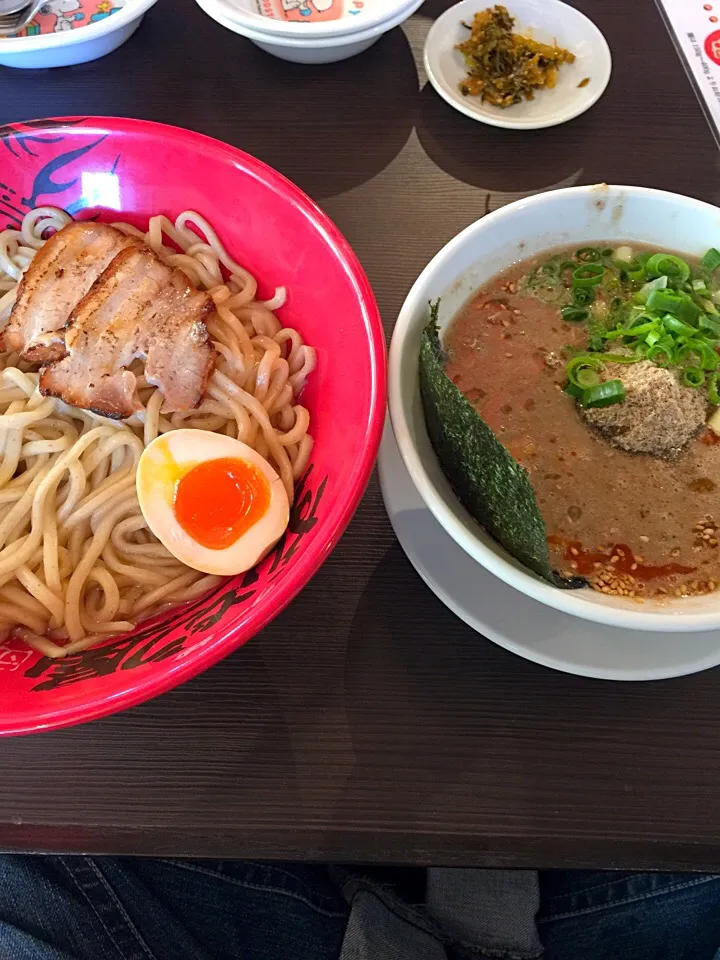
[{"x1": 0, "y1": 206, "x2": 316, "y2": 656}]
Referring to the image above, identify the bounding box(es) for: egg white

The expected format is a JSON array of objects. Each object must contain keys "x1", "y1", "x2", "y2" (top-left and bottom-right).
[{"x1": 136, "y1": 429, "x2": 289, "y2": 575}]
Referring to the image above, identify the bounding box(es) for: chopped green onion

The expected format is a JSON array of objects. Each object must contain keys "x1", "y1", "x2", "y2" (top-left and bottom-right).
[
  {"x1": 662, "y1": 314, "x2": 698, "y2": 338},
  {"x1": 702, "y1": 248, "x2": 720, "y2": 271},
  {"x1": 646, "y1": 289, "x2": 700, "y2": 323},
  {"x1": 602, "y1": 327, "x2": 630, "y2": 341},
  {"x1": 563, "y1": 381, "x2": 584, "y2": 399},
  {"x1": 700, "y1": 343, "x2": 720, "y2": 370},
  {"x1": 700, "y1": 314, "x2": 720, "y2": 337},
  {"x1": 576, "y1": 367, "x2": 600, "y2": 388},
  {"x1": 602, "y1": 353, "x2": 644, "y2": 364},
  {"x1": 627, "y1": 261, "x2": 646, "y2": 283},
  {"x1": 566, "y1": 354, "x2": 605, "y2": 388},
  {"x1": 697, "y1": 342, "x2": 720, "y2": 370},
  {"x1": 647, "y1": 343, "x2": 673, "y2": 367},
  {"x1": 582, "y1": 379, "x2": 626, "y2": 408},
  {"x1": 675, "y1": 342, "x2": 705, "y2": 368},
  {"x1": 635, "y1": 275, "x2": 668, "y2": 303},
  {"x1": 682, "y1": 367, "x2": 706, "y2": 387},
  {"x1": 621, "y1": 321, "x2": 656, "y2": 337},
  {"x1": 573, "y1": 264, "x2": 605, "y2": 287},
  {"x1": 575, "y1": 247, "x2": 602, "y2": 262},
  {"x1": 645, "y1": 253, "x2": 691, "y2": 283},
  {"x1": 646, "y1": 329, "x2": 661, "y2": 347},
  {"x1": 623, "y1": 316, "x2": 658, "y2": 334},
  {"x1": 560, "y1": 306, "x2": 589, "y2": 322},
  {"x1": 709, "y1": 372, "x2": 720, "y2": 405},
  {"x1": 572, "y1": 287, "x2": 595, "y2": 307},
  {"x1": 693, "y1": 279, "x2": 709, "y2": 293}
]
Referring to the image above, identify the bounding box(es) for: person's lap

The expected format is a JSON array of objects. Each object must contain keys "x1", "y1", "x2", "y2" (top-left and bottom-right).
[
  {"x1": 538, "y1": 870, "x2": 720, "y2": 960},
  {"x1": 0, "y1": 856, "x2": 348, "y2": 960},
  {"x1": 0, "y1": 854, "x2": 719, "y2": 960}
]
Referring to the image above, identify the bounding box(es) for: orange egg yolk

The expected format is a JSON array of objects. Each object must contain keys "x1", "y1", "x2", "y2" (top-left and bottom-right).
[{"x1": 173, "y1": 457, "x2": 271, "y2": 551}]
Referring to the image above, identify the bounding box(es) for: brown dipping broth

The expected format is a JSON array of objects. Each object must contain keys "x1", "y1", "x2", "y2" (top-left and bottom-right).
[{"x1": 444, "y1": 246, "x2": 720, "y2": 600}]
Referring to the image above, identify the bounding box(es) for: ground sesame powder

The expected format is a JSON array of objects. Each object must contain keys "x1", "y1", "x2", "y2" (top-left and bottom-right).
[{"x1": 581, "y1": 360, "x2": 707, "y2": 459}]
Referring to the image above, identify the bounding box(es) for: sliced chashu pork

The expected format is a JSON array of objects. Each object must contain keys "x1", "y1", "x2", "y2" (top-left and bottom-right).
[
  {"x1": 40, "y1": 245, "x2": 215, "y2": 419},
  {"x1": 2, "y1": 221, "x2": 139, "y2": 363}
]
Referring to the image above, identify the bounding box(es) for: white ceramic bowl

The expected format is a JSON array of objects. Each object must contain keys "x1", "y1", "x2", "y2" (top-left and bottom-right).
[
  {"x1": 389, "y1": 184, "x2": 720, "y2": 633},
  {"x1": 208, "y1": 0, "x2": 417, "y2": 37},
  {"x1": 194, "y1": 0, "x2": 423, "y2": 61},
  {"x1": 424, "y1": 0, "x2": 611, "y2": 129},
  {"x1": 0, "y1": 0, "x2": 158, "y2": 69}
]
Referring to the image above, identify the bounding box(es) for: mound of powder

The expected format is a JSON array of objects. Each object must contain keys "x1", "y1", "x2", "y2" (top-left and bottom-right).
[{"x1": 581, "y1": 360, "x2": 707, "y2": 459}]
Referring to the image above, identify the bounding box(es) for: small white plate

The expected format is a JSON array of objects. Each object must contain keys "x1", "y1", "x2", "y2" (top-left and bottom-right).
[
  {"x1": 378, "y1": 419, "x2": 720, "y2": 681},
  {"x1": 423, "y1": 0, "x2": 612, "y2": 129}
]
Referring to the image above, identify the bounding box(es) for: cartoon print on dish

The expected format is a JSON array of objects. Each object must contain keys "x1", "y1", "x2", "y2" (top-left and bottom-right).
[
  {"x1": 256, "y1": 0, "x2": 351, "y2": 23},
  {"x1": 14, "y1": 0, "x2": 124, "y2": 36},
  {"x1": 280, "y1": 0, "x2": 341, "y2": 21}
]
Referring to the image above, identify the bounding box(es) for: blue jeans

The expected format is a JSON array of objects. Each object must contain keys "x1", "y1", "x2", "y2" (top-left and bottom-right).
[{"x1": 0, "y1": 856, "x2": 718, "y2": 960}]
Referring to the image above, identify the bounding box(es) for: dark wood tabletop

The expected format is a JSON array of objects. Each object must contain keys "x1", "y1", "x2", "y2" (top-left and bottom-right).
[{"x1": 0, "y1": 0, "x2": 719, "y2": 872}]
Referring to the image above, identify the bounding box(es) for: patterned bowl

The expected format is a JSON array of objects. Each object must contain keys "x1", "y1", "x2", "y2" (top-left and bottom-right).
[
  {"x1": 0, "y1": 116, "x2": 385, "y2": 735},
  {"x1": 0, "y1": 0, "x2": 160, "y2": 69}
]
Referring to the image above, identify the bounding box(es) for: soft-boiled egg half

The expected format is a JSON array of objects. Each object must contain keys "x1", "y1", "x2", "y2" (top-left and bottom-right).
[{"x1": 136, "y1": 429, "x2": 289, "y2": 576}]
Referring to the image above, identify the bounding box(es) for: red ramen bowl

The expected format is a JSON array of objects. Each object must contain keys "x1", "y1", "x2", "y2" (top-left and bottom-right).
[{"x1": 0, "y1": 117, "x2": 385, "y2": 735}]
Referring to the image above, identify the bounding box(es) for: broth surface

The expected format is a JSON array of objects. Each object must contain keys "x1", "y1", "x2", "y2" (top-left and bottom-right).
[{"x1": 444, "y1": 248, "x2": 720, "y2": 599}]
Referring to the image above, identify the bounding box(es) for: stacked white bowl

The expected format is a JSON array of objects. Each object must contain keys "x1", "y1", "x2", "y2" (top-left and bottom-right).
[{"x1": 194, "y1": 0, "x2": 425, "y2": 62}]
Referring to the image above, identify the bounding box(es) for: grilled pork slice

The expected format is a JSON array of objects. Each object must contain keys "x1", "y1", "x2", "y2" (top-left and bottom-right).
[
  {"x1": 2, "y1": 221, "x2": 138, "y2": 363},
  {"x1": 40, "y1": 246, "x2": 215, "y2": 419}
]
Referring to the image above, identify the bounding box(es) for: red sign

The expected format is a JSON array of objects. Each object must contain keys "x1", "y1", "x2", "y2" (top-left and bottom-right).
[{"x1": 705, "y1": 28, "x2": 720, "y2": 65}]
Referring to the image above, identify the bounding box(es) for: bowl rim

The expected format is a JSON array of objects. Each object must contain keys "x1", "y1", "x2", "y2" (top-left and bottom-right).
[
  {"x1": 196, "y1": 0, "x2": 424, "y2": 44},
  {"x1": 1, "y1": 115, "x2": 386, "y2": 736},
  {"x1": 388, "y1": 183, "x2": 720, "y2": 633},
  {"x1": 0, "y1": 0, "x2": 159, "y2": 51},
  {"x1": 204, "y1": 0, "x2": 420, "y2": 38},
  {"x1": 423, "y1": 0, "x2": 612, "y2": 131}
]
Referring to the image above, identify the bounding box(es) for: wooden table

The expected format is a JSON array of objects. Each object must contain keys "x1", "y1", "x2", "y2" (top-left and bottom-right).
[{"x1": 0, "y1": 0, "x2": 719, "y2": 872}]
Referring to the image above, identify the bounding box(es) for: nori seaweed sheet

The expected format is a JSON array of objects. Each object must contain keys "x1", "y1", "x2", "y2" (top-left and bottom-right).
[{"x1": 419, "y1": 302, "x2": 584, "y2": 589}]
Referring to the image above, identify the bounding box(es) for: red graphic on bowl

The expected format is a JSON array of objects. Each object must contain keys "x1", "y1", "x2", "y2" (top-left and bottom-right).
[
  {"x1": 706, "y1": 28, "x2": 720, "y2": 65},
  {"x1": 15, "y1": 0, "x2": 124, "y2": 37},
  {"x1": 256, "y1": 0, "x2": 363, "y2": 23}
]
